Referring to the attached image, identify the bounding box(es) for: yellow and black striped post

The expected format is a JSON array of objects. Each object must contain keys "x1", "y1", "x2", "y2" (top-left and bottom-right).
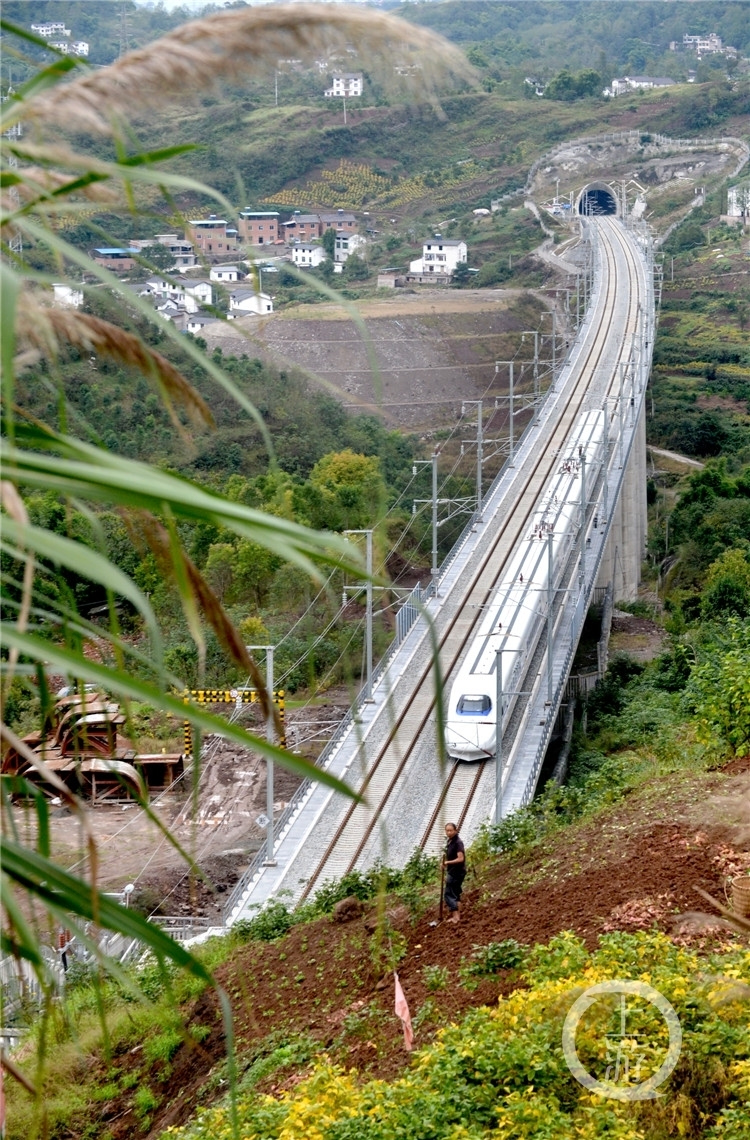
[{"x1": 180, "y1": 688, "x2": 286, "y2": 757}]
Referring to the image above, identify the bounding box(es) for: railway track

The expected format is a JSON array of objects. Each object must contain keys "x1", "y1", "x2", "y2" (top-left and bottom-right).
[{"x1": 296, "y1": 218, "x2": 645, "y2": 899}]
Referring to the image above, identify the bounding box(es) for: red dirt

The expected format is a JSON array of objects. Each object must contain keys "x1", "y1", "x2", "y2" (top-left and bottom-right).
[{"x1": 71, "y1": 762, "x2": 750, "y2": 1140}]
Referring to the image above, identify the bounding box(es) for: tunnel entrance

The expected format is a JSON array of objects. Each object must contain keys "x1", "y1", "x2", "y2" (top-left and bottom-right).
[{"x1": 578, "y1": 183, "x2": 619, "y2": 216}]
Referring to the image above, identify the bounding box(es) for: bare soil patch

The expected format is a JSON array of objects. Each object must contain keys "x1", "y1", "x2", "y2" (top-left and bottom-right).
[
  {"x1": 203, "y1": 290, "x2": 547, "y2": 431},
  {"x1": 609, "y1": 610, "x2": 667, "y2": 662},
  {"x1": 697, "y1": 392, "x2": 750, "y2": 416}
]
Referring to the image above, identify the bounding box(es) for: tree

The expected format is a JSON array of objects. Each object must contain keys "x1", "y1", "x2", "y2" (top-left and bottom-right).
[
  {"x1": 344, "y1": 253, "x2": 369, "y2": 281},
  {"x1": 321, "y1": 227, "x2": 336, "y2": 258},
  {"x1": 701, "y1": 548, "x2": 750, "y2": 620},
  {"x1": 545, "y1": 67, "x2": 602, "y2": 101},
  {"x1": 205, "y1": 542, "x2": 237, "y2": 602},
  {"x1": 451, "y1": 261, "x2": 471, "y2": 287},
  {"x1": 309, "y1": 449, "x2": 385, "y2": 529},
  {"x1": 686, "y1": 619, "x2": 750, "y2": 753},
  {"x1": 139, "y1": 243, "x2": 175, "y2": 271},
  {"x1": 233, "y1": 538, "x2": 281, "y2": 607}
]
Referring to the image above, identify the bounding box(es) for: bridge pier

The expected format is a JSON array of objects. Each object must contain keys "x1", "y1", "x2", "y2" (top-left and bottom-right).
[{"x1": 597, "y1": 398, "x2": 648, "y2": 601}]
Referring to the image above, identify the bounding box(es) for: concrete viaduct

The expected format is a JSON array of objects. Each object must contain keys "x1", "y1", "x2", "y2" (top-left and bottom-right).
[{"x1": 217, "y1": 202, "x2": 654, "y2": 927}]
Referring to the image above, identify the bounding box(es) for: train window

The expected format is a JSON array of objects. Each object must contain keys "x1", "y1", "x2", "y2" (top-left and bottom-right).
[{"x1": 457, "y1": 694, "x2": 491, "y2": 715}]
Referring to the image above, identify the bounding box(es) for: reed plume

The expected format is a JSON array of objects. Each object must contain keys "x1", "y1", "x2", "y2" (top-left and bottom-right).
[{"x1": 15, "y1": 301, "x2": 214, "y2": 428}]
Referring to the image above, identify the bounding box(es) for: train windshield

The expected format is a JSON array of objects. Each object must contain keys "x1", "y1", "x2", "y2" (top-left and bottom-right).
[{"x1": 457, "y1": 694, "x2": 491, "y2": 715}]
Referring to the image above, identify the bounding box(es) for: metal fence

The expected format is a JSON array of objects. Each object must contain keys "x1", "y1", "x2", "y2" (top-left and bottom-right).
[{"x1": 395, "y1": 583, "x2": 423, "y2": 645}]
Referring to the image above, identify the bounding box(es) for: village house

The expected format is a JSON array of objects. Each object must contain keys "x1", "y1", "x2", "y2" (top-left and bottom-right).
[
  {"x1": 281, "y1": 213, "x2": 322, "y2": 243},
  {"x1": 608, "y1": 76, "x2": 676, "y2": 96},
  {"x1": 409, "y1": 238, "x2": 467, "y2": 278},
  {"x1": 187, "y1": 314, "x2": 221, "y2": 335},
  {"x1": 143, "y1": 276, "x2": 212, "y2": 314},
  {"x1": 291, "y1": 243, "x2": 326, "y2": 269},
  {"x1": 48, "y1": 39, "x2": 89, "y2": 56},
  {"x1": 673, "y1": 33, "x2": 736, "y2": 58},
  {"x1": 209, "y1": 265, "x2": 242, "y2": 283},
  {"x1": 320, "y1": 210, "x2": 357, "y2": 234},
  {"x1": 334, "y1": 233, "x2": 367, "y2": 266},
  {"x1": 52, "y1": 283, "x2": 83, "y2": 308},
  {"x1": 91, "y1": 247, "x2": 138, "y2": 271},
  {"x1": 154, "y1": 300, "x2": 189, "y2": 332},
  {"x1": 228, "y1": 289, "x2": 274, "y2": 316},
  {"x1": 324, "y1": 73, "x2": 363, "y2": 97},
  {"x1": 31, "y1": 22, "x2": 70, "y2": 37},
  {"x1": 238, "y1": 210, "x2": 281, "y2": 245},
  {"x1": 129, "y1": 234, "x2": 197, "y2": 270},
  {"x1": 187, "y1": 216, "x2": 238, "y2": 256}
]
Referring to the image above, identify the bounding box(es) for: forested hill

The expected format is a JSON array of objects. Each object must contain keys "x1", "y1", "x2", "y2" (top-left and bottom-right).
[
  {"x1": 397, "y1": 0, "x2": 750, "y2": 75},
  {"x1": 7, "y1": 2, "x2": 750, "y2": 76}
]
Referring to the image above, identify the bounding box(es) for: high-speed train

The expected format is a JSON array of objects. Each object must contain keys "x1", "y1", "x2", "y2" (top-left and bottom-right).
[{"x1": 445, "y1": 408, "x2": 606, "y2": 762}]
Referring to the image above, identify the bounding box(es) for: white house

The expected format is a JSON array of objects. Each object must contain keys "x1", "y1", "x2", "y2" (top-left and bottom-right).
[
  {"x1": 144, "y1": 277, "x2": 212, "y2": 313},
  {"x1": 334, "y1": 233, "x2": 367, "y2": 264},
  {"x1": 187, "y1": 314, "x2": 221, "y2": 334},
  {"x1": 31, "y1": 23, "x2": 70, "y2": 37},
  {"x1": 682, "y1": 33, "x2": 723, "y2": 55},
  {"x1": 210, "y1": 265, "x2": 241, "y2": 283},
  {"x1": 291, "y1": 243, "x2": 326, "y2": 268},
  {"x1": 229, "y1": 289, "x2": 273, "y2": 316},
  {"x1": 608, "y1": 76, "x2": 675, "y2": 96},
  {"x1": 410, "y1": 239, "x2": 467, "y2": 276},
  {"x1": 70, "y1": 42, "x2": 89, "y2": 56},
  {"x1": 324, "y1": 73, "x2": 363, "y2": 98},
  {"x1": 52, "y1": 283, "x2": 83, "y2": 308},
  {"x1": 155, "y1": 301, "x2": 189, "y2": 332}
]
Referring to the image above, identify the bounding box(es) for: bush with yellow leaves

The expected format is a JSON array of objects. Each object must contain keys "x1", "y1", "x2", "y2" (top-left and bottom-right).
[{"x1": 163, "y1": 929, "x2": 750, "y2": 1139}]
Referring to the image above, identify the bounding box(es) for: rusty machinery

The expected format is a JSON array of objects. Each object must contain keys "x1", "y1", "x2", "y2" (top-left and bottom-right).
[
  {"x1": 3, "y1": 688, "x2": 286, "y2": 805},
  {"x1": 1, "y1": 690, "x2": 183, "y2": 804}
]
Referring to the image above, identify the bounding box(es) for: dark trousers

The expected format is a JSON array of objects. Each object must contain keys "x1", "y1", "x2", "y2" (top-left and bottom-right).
[{"x1": 444, "y1": 871, "x2": 465, "y2": 912}]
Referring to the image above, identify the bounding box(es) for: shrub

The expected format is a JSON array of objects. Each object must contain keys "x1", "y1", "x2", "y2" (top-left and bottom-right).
[
  {"x1": 422, "y1": 964, "x2": 449, "y2": 991},
  {"x1": 133, "y1": 1085, "x2": 159, "y2": 1119},
  {"x1": 685, "y1": 617, "x2": 750, "y2": 753},
  {"x1": 234, "y1": 901, "x2": 293, "y2": 943}
]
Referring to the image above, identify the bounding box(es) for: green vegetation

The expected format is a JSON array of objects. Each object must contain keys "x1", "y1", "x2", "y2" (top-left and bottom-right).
[
  {"x1": 544, "y1": 68, "x2": 603, "y2": 102},
  {"x1": 160, "y1": 930, "x2": 750, "y2": 1140},
  {"x1": 651, "y1": 209, "x2": 750, "y2": 465},
  {"x1": 402, "y1": 0, "x2": 750, "y2": 85}
]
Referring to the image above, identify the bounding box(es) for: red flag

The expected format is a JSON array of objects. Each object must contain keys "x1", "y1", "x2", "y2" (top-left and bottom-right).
[{"x1": 394, "y1": 972, "x2": 414, "y2": 1051}]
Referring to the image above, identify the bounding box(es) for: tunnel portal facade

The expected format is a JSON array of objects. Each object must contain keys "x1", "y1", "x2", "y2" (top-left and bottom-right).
[{"x1": 577, "y1": 182, "x2": 619, "y2": 216}]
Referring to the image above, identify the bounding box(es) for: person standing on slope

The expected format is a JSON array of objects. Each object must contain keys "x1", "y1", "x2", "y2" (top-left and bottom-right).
[{"x1": 443, "y1": 822, "x2": 466, "y2": 924}]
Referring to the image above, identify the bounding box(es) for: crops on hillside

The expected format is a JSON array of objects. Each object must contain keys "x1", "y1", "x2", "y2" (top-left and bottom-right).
[
  {"x1": 263, "y1": 160, "x2": 391, "y2": 208},
  {"x1": 163, "y1": 930, "x2": 750, "y2": 1139},
  {"x1": 262, "y1": 157, "x2": 486, "y2": 211}
]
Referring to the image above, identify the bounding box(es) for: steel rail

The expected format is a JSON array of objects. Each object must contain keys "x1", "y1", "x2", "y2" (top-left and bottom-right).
[
  {"x1": 418, "y1": 759, "x2": 485, "y2": 850},
  {"x1": 299, "y1": 220, "x2": 641, "y2": 900}
]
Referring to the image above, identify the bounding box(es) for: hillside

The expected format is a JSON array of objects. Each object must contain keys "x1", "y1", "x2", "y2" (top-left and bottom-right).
[
  {"x1": 4, "y1": 8, "x2": 750, "y2": 1139},
  {"x1": 199, "y1": 290, "x2": 546, "y2": 431},
  {"x1": 9, "y1": 743, "x2": 750, "y2": 1139}
]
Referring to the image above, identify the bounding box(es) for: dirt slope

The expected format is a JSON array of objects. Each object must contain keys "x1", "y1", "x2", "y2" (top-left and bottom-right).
[
  {"x1": 203, "y1": 290, "x2": 548, "y2": 430},
  {"x1": 84, "y1": 756, "x2": 750, "y2": 1140}
]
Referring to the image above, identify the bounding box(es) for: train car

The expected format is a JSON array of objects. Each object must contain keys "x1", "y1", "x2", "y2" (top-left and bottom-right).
[{"x1": 444, "y1": 408, "x2": 605, "y2": 762}]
